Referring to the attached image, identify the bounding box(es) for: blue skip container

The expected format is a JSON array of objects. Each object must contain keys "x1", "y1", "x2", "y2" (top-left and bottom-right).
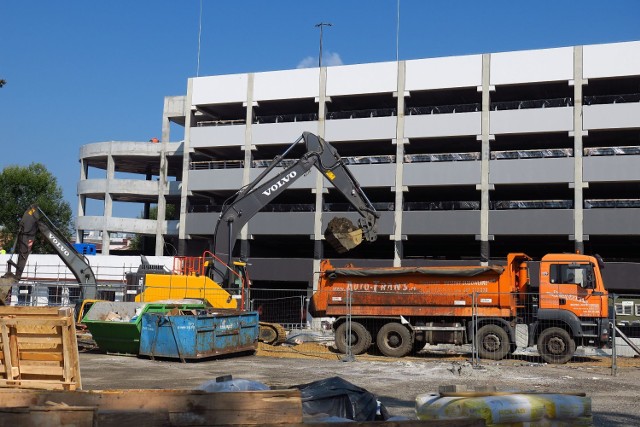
[{"x1": 139, "y1": 310, "x2": 259, "y2": 361}]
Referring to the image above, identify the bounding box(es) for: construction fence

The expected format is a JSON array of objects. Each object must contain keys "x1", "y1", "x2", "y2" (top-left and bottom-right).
[{"x1": 243, "y1": 287, "x2": 640, "y2": 374}]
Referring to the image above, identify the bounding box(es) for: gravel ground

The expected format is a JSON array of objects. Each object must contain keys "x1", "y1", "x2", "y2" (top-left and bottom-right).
[{"x1": 78, "y1": 345, "x2": 640, "y2": 426}]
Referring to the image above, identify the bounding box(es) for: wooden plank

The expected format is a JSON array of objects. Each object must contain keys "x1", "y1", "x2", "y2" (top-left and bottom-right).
[
  {"x1": 14, "y1": 335, "x2": 63, "y2": 345},
  {"x1": 63, "y1": 307, "x2": 81, "y2": 388},
  {"x1": 1, "y1": 318, "x2": 69, "y2": 327},
  {"x1": 0, "y1": 321, "x2": 14, "y2": 381},
  {"x1": 0, "y1": 405, "x2": 94, "y2": 427},
  {"x1": 19, "y1": 351, "x2": 64, "y2": 362},
  {"x1": 9, "y1": 326, "x2": 19, "y2": 376},
  {"x1": 0, "y1": 306, "x2": 65, "y2": 315},
  {"x1": 96, "y1": 410, "x2": 170, "y2": 427},
  {"x1": 0, "y1": 380, "x2": 77, "y2": 391},
  {"x1": 0, "y1": 389, "x2": 303, "y2": 424},
  {"x1": 61, "y1": 318, "x2": 72, "y2": 383},
  {"x1": 17, "y1": 365, "x2": 64, "y2": 376}
]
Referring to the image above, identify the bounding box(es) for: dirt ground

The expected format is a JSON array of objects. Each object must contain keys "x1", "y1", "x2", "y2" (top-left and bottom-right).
[{"x1": 78, "y1": 342, "x2": 640, "y2": 426}]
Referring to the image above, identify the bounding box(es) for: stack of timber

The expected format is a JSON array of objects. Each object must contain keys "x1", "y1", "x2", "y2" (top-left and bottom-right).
[{"x1": 0, "y1": 306, "x2": 81, "y2": 391}]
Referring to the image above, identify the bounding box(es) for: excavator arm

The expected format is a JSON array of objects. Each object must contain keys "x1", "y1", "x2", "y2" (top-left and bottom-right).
[
  {"x1": 2, "y1": 205, "x2": 97, "y2": 301},
  {"x1": 210, "y1": 132, "x2": 379, "y2": 288}
]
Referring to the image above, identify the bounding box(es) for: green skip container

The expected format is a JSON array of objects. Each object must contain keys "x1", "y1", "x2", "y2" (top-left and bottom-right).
[{"x1": 82, "y1": 301, "x2": 207, "y2": 354}]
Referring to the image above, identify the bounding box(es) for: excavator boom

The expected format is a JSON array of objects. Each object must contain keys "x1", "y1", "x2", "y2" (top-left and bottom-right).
[{"x1": 211, "y1": 132, "x2": 379, "y2": 287}]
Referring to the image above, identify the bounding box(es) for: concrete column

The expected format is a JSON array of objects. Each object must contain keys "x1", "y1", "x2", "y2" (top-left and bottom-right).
[
  {"x1": 76, "y1": 159, "x2": 88, "y2": 243},
  {"x1": 392, "y1": 60, "x2": 408, "y2": 267},
  {"x1": 312, "y1": 66, "x2": 328, "y2": 290},
  {"x1": 154, "y1": 97, "x2": 172, "y2": 255},
  {"x1": 477, "y1": 54, "x2": 493, "y2": 265},
  {"x1": 572, "y1": 46, "x2": 587, "y2": 254},
  {"x1": 240, "y1": 73, "x2": 256, "y2": 260},
  {"x1": 102, "y1": 154, "x2": 115, "y2": 255},
  {"x1": 178, "y1": 79, "x2": 194, "y2": 255}
]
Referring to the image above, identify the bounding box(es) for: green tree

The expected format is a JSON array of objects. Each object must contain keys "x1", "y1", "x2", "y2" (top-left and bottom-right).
[
  {"x1": 129, "y1": 204, "x2": 178, "y2": 252},
  {"x1": 0, "y1": 163, "x2": 73, "y2": 254}
]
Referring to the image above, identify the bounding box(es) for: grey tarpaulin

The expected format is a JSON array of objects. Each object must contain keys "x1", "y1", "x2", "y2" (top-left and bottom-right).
[{"x1": 325, "y1": 265, "x2": 504, "y2": 278}]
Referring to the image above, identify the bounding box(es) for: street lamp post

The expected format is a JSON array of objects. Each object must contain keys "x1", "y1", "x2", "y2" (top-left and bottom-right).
[{"x1": 315, "y1": 22, "x2": 332, "y2": 68}]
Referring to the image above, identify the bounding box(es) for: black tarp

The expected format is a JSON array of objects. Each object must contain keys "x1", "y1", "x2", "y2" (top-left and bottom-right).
[{"x1": 292, "y1": 376, "x2": 388, "y2": 421}]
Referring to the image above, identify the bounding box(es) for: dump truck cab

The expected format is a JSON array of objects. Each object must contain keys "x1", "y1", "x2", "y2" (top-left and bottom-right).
[
  {"x1": 528, "y1": 253, "x2": 609, "y2": 361},
  {"x1": 537, "y1": 253, "x2": 608, "y2": 317}
]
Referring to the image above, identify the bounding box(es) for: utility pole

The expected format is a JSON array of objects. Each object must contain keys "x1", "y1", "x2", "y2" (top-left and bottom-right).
[{"x1": 315, "y1": 22, "x2": 332, "y2": 68}]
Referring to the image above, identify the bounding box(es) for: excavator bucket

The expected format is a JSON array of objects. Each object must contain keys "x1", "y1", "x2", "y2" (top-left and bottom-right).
[
  {"x1": 0, "y1": 275, "x2": 17, "y2": 306},
  {"x1": 324, "y1": 217, "x2": 364, "y2": 254}
]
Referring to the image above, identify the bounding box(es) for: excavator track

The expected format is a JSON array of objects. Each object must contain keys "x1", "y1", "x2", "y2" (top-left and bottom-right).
[{"x1": 258, "y1": 322, "x2": 287, "y2": 345}]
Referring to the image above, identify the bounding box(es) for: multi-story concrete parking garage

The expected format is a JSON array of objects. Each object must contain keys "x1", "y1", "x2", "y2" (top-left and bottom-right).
[{"x1": 78, "y1": 40, "x2": 640, "y2": 291}]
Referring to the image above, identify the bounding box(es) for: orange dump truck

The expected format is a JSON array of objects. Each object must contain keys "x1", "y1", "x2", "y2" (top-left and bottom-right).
[{"x1": 310, "y1": 253, "x2": 609, "y2": 363}]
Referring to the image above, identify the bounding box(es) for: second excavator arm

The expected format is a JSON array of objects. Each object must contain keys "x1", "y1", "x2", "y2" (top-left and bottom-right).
[
  {"x1": 210, "y1": 132, "x2": 379, "y2": 287},
  {"x1": 3, "y1": 205, "x2": 97, "y2": 301}
]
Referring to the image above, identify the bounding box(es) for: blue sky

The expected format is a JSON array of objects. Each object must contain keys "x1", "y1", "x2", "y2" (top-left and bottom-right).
[{"x1": 1, "y1": 1, "x2": 639, "y2": 219}]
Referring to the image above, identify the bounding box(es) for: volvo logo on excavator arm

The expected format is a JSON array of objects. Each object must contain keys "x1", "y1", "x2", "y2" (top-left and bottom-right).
[
  {"x1": 49, "y1": 233, "x2": 71, "y2": 258},
  {"x1": 262, "y1": 171, "x2": 297, "y2": 197}
]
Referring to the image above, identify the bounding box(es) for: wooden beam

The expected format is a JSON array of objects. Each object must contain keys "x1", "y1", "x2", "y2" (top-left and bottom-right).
[{"x1": 0, "y1": 389, "x2": 303, "y2": 425}]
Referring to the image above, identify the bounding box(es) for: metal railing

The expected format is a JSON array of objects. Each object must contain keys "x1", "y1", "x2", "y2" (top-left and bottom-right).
[
  {"x1": 583, "y1": 93, "x2": 640, "y2": 105},
  {"x1": 491, "y1": 97, "x2": 573, "y2": 111},
  {"x1": 192, "y1": 93, "x2": 639, "y2": 129}
]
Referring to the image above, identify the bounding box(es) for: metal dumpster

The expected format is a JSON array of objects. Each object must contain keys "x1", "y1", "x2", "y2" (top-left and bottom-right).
[
  {"x1": 82, "y1": 301, "x2": 207, "y2": 354},
  {"x1": 139, "y1": 309, "x2": 259, "y2": 361}
]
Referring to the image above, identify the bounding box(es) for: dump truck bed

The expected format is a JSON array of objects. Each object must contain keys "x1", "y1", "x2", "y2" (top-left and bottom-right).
[{"x1": 312, "y1": 259, "x2": 520, "y2": 319}]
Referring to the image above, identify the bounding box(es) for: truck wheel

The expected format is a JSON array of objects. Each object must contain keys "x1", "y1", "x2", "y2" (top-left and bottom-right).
[
  {"x1": 476, "y1": 324, "x2": 510, "y2": 360},
  {"x1": 376, "y1": 323, "x2": 412, "y2": 357},
  {"x1": 537, "y1": 327, "x2": 576, "y2": 364},
  {"x1": 335, "y1": 322, "x2": 372, "y2": 355}
]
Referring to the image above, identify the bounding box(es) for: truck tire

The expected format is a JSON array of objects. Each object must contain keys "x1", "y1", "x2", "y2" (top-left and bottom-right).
[
  {"x1": 537, "y1": 327, "x2": 576, "y2": 364},
  {"x1": 376, "y1": 322, "x2": 413, "y2": 358},
  {"x1": 335, "y1": 321, "x2": 372, "y2": 355},
  {"x1": 476, "y1": 324, "x2": 510, "y2": 360}
]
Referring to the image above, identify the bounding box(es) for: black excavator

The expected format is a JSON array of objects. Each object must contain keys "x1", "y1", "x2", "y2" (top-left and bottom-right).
[
  {"x1": 202, "y1": 131, "x2": 380, "y2": 343},
  {"x1": 0, "y1": 205, "x2": 98, "y2": 306},
  {"x1": 209, "y1": 132, "x2": 378, "y2": 286}
]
